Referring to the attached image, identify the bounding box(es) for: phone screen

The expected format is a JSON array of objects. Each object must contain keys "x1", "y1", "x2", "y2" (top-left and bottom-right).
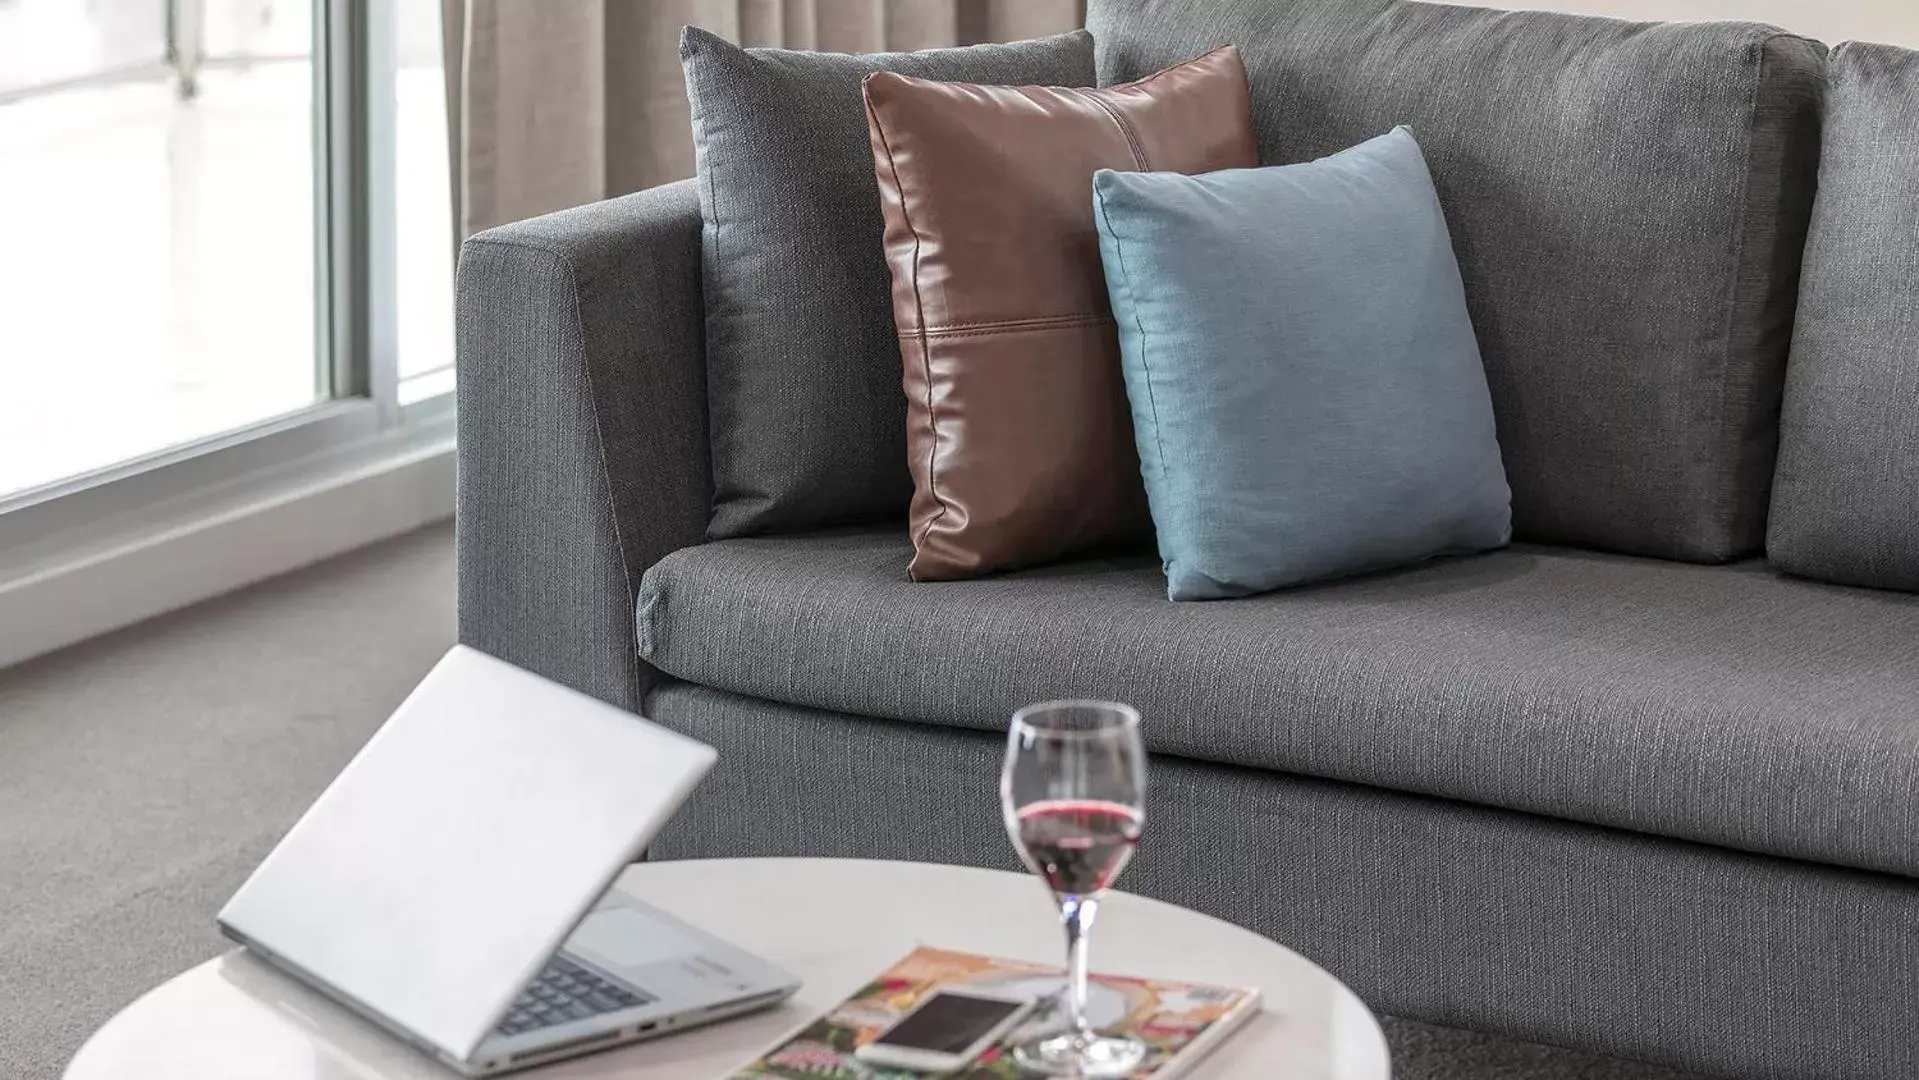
[{"x1": 872, "y1": 992, "x2": 1027, "y2": 1055}]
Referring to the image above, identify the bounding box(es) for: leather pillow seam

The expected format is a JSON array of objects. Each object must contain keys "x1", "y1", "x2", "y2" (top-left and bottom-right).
[
  {"x1": 1078, "y1": 90, "x2": 1153, "y2": 170},
  {"x1": 864, "y1": 88, "x2": 955, "y2": 562},
  {"x1": 907, "y1": 312, "x2": 1114, "y2": 339}
]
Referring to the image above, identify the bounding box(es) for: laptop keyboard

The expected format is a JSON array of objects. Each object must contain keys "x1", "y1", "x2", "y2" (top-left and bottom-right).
[{"x1": 494, "y1": 956, "x2": 656, "y2": 1037}]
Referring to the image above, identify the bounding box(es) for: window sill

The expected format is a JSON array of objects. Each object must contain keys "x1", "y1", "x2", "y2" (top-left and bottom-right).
[{"x1": 0, "y1": 401, "x2": 454, "y2": 669}]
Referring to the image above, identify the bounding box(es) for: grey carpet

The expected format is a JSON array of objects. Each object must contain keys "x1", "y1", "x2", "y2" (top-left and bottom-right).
[
  {"x1": 0, "y1": 522, "x2": 1705, "y2": 1079},
  {"x1": 0, "y1": 524, "x2": 459, "y2": 1078}
]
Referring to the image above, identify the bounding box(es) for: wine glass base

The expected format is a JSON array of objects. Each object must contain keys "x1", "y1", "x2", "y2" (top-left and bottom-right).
[{"x1": 1012, "y1": 1031, "x2": 1147, "y2": 1078}]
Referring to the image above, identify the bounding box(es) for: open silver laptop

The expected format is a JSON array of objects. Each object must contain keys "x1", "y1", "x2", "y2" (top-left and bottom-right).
[{"x1": 218, "y1": 645, "x2": 800, "y2": 1075}]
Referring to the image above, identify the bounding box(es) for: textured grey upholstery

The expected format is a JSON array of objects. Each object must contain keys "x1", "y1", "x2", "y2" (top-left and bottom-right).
[
  {"x1": 639, "y1": 530, "x2": 1919, "y2": 877},
  {"x1": 647, "y1": 683, "x2": 1919, "y2": 1080},
  {"x1": 1769, "y1": 41, "x2": 1919, "y2": 592},
  {"x1": 456, "y1": 181, "x2": 709, "y2": 713},
  {"x1": 1088, "y1": 0, "x2": 1824, "y2": 563},
  {"x1": 681, "y1": 28, "x2": 1096, "y2": 538},
  {"x1": 452, "y1": 9, "x2": 1898, "y2": 1078}
]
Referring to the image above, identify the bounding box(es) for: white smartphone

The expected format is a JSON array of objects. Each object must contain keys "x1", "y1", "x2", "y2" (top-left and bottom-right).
[{"x1": 853, "y1": 988, "x2": 1037, "y2": 1074}]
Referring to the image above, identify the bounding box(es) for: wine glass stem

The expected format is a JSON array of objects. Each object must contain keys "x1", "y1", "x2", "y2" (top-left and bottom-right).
[{"x1": 1061, "y1": 893, "x2": 1100, "y2": 1036}]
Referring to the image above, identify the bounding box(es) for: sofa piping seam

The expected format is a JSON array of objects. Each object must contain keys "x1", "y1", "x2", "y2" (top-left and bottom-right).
[
  {"x1": 466, "y1": 234, "x2": 645, "y2": 708},
  {"x1": 687, "y1": 71, "x2": 733, "y2": 533},
  {"x1": 1715, "y1": 35, "x2": 1768, "y2": 558}
]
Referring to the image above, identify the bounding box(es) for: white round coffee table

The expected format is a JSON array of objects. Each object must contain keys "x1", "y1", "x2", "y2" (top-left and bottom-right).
[{"x1": 67, "y1": 858, "x2": 1388, "y2": 1079}]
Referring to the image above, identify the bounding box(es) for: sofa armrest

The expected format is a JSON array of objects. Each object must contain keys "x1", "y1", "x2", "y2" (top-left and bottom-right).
[{"x1": 455, "y1": 179, "x2": 708, "y2": 712}]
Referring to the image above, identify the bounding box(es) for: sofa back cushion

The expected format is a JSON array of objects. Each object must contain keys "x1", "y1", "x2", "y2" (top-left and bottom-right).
[
  {"x1": 681, "y1": 27, "x2": 1097, "y2": 539},
  {"x1": 1767, "y1": 43, "x2": 1919, "y2": 592},
  {"x1": 1088, "y1": 0, "x2": 1824, "y2": 562}
]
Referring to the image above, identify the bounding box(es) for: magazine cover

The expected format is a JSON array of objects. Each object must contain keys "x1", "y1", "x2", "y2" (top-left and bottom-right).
[{"x1": 727, "y1": 946, "x2": 1260, "y2": 1079}]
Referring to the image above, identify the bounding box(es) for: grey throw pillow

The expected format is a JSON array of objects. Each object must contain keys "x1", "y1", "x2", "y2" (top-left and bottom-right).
[
  {"x1": 680, "y1": 26, "x2": 1097, "y2": 538},
  {"x1": 1768, "y1": 42, "x2": 1919, "y2": 592}
]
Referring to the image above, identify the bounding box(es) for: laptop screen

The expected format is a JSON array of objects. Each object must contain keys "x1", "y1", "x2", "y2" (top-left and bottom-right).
[{"x1": 218, "y1": 645, "x2": 717, "y2": 1061}]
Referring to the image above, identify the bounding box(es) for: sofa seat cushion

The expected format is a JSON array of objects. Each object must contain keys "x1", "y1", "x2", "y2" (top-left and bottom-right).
[{"x1": 637, "y1": 531, "x2": 1919, "y2": 878}]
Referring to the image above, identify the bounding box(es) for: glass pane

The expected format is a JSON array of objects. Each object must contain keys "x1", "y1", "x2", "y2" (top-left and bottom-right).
[
  {"x1": 204, "y1": 0, "x2": 312, "y2": 58},
  {"x1": 0, "y1": 0, "x2": 319, "y2": 498},
  {"x1": 397, "y1": 0, "x2": 453, "y2": 391},
  {"x1": 0, "y1": 1, "x2": 164, "y2": 95}
]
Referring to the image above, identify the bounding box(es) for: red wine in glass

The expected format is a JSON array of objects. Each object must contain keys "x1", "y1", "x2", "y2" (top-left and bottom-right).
[
  {"x1": 1000, "y1": 701, "x2": 1148, "y2": 1078},
  {"x1": 1014, "y1": 799, "x2": 1143, "y2": 897}
]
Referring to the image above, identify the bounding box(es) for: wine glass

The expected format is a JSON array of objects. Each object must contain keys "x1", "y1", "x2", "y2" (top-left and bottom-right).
[{"x1": 1000, "y1": 700, "x2": 1148, "y2": 1078}]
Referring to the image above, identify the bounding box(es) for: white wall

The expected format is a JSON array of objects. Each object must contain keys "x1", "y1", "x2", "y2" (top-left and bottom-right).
[{"x1": 1464, "y1": 1, "x2": 1919, "y2": 46}]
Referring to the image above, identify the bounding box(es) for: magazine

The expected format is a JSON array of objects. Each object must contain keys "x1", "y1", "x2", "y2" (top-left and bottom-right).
[{"x1": 727, "y1": 946, "x2": 1261, "y2": 1079}]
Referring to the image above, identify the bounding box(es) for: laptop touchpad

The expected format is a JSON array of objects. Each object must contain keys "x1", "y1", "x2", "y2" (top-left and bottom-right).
[{"x1": 569, "y1": 908, "x2": 703, "y2": 969}]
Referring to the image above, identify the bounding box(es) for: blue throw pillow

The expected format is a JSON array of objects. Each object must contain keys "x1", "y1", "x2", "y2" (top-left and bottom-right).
[{"x1": 1092, "y1": 127, "x2": 1512, "y2": 601}]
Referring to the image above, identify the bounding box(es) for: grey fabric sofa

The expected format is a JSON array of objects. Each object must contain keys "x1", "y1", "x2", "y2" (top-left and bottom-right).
[{"x1": 455, "y1": 2, "x2": 1919, "y2": 1078}]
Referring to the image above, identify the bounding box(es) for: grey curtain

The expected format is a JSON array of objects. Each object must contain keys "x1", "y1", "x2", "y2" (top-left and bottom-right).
[{"x1": 447, "y1": 0, "x2": 1083, "y2": 238}]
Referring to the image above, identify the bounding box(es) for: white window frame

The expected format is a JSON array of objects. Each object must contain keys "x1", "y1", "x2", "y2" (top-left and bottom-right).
[{"x1": 0, "y1": 0, "x2": 455, "y2": 669}]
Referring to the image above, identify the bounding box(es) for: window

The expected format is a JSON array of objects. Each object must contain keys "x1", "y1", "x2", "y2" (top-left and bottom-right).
[
  {"x1": 0, "y1": 1, "x2": 456, "y2": 665},
  {"x1": 0, "y1": 0, "x2": 324, "y2": 496},
  {"x1": 395, "y1": 0, "x2": 454, "y2": 401}
]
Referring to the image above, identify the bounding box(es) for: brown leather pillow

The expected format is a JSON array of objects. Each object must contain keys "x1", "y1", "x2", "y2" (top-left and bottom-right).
[{"x1": 863, "y1": 47, "x2": 1257, "y2": 581}]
